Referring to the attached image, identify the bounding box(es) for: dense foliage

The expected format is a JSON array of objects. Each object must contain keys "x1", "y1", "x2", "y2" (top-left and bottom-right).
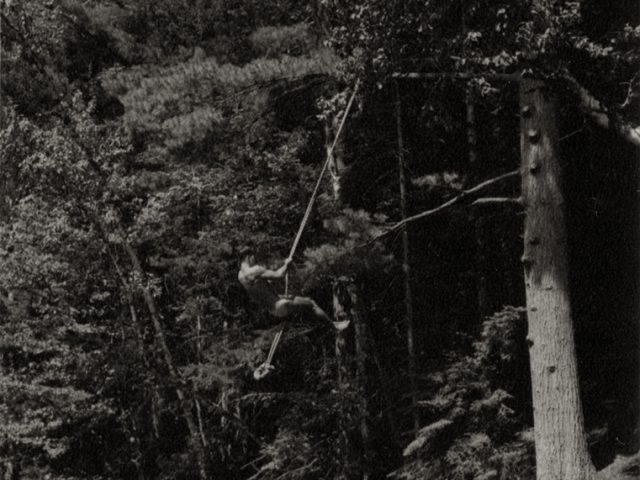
[{"x1": 1, "y1": 0, "x2": 637, "y2": 479}]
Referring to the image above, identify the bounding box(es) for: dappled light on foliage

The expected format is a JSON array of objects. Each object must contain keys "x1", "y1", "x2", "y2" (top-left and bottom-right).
[
  {"x1": 391, "y1": 307, "x2": 534, "y2": 480},
  {"x1": 0, "y1": 0, "x2": 637, "y2": 478}
]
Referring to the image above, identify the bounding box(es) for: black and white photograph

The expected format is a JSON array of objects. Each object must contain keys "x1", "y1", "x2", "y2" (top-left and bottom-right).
[{"x1": 0, "y1": 1, "x2": 638, "y2": 478}]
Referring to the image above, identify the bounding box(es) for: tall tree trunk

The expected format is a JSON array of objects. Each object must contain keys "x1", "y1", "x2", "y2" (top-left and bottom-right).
[
  {"x1": 126, "y1": 303, "x2": 162, "y2": 440},
  {"x1": 106, "y1": 241, "x2": 208, "y2": 478},
  {"x1": 394, "y1": 82, "x2": 419, "y2": 433},
  {"x1": 326, "y1": 113, "x2": 346, "y2": 203},
  {"x1": 366, "y1": 325, "x2": 401, "y2": 447},
  {"x1": 108, "y1": 247, "x2": 162, "y2": 440},
  {"x1": 129, "y1": 415, "x2": 147, "y2": 480},
  {"x1": 0, "y1": 112, "x2": 18, "y2": 221},
  {"x1": 466, "y1": 84, "x2": 490, "y2": 317},
  {"x1": 347, "y1": 281, "x2": 371, "y2": 480},
  {"x1": 333, "y1": 278, "x2": 352, "y2": 479},
  {"x1": 519, "y1": 78, "x2": 597, "y2": 480},
  {"x1": 465, "y1": 86, "x2": 478, "y2": 165},
  {"x1": 94, "y1": 216, "x2": 210, "y2": 480},
  {"x1": 118, "y1": 235, "x2": 210, "y2": 480},
  {"x1": 333, "y1": 277, "x2": 374, "y2": 479},
  {"x1": 195, "y1": 314, "x2": 208, "y2": 448}
]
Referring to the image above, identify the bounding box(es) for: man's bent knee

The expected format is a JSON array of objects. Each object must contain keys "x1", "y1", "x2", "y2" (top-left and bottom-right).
[{"x1": 272, "y1": 299, "x2": 291, "y2": 318}]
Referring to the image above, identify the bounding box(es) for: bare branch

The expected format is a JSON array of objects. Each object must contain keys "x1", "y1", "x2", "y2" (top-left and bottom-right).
[
  {"x1": 392, "y1": 71, "x2": 520, "y2": 81},
  {"x1": 273, "y1": 459, "x2": 318, "y2": 480},
  {"x1": 375, "y1": 170, "x2": 519, "y2": 240},
  {"x1": 472, "y1": 196, "x2": 523, "y2": 206},
  {"x1": 564, "y1": 72, "x2": 640, "y2": 148}
]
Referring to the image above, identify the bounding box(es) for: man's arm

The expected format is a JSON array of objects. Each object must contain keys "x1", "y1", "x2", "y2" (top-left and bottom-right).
[
  {"x1": 258, "y1": 265, "x2": 286, "y2": 279},
  {"x1": 242, "y1": 259, "x2": 290, "y2": 281},
  {"x1": 258, "y1": 259, "x2": 291, "y2": 279}
]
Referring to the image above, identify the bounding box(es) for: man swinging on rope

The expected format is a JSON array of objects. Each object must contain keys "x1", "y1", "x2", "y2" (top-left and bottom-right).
[
  {"x1": 238, "y1": 254, "x2": 349, "y2": 379},
  {"x1": 238, "y1": 83, "x2": 360, "y2": 380}
]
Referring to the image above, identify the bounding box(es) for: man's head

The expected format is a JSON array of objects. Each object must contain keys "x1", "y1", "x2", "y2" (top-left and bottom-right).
[
  {"x1": 239, "y1": 246, "x2": 257, "y2": 269},
  {"x1": 241, "y1": 254, "x2": 256, "y2": 269}
]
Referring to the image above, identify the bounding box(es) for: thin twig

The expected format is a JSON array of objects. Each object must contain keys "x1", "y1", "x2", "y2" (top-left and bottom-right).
[
  {"x1": 272, "y1": 459, "x2": 319, "y2": 480},
  {"x1": 559, "y1": 123, "x2": 586, "y2": 141},
  {"x1": 240, "y1": 453, "x2": 269, "y2": 471},
  {"x1": 195, "y1": 398, "x2": 208, "y2": 447}
]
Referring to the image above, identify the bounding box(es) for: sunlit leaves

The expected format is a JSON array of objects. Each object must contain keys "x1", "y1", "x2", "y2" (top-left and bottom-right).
[
  {"x1": 250, "y1": 23, "x2": 314, "y2": 58},
  {"x1": 100, "y1": 48, "x2": 338, "y2": 149},
  {"x1": 0, "y1": 195, "x2": 91, "y2": 298}
]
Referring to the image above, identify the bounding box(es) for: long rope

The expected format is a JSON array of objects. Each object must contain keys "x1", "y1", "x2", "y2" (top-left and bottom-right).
[
  {"x1": 263, "y1": 81, "x2": 359, "y2": 374},
  {"x1": 286, "y1": 80, "x2": 360, "y2": 264},
  {"x1": 264, "y1": 83, "x2": 360, "y2": 370},
  {"x1": 283, "y1": 80, "x2": 360, "y2": 295}
]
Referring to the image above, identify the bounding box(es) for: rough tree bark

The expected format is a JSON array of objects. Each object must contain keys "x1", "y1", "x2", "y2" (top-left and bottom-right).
[
  {"x1": 519, "y1": 78, "x2": 597, "y2": 480},
  {"x1": 394, "y1": 82, "x2": 419, "y2": 433}
]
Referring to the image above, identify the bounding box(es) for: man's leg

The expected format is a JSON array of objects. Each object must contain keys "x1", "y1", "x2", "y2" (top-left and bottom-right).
[{"x1": 273, "y1": 296, "x2": 349, "y2": 330}]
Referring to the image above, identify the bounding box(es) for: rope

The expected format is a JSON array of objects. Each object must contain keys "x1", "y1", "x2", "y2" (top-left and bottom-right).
[
  {"x1": 266, "y1": 327, "x2": 284, "y2": 365},
  {"x1": 283, "y1": 80, "x2": 360, "y2": 296},
  {"x1": 254, "y1": 327, "x2": 284, "y2": 379},
  {"x1": 286, "y1": 80, "x2": 359, "y2": 262}
]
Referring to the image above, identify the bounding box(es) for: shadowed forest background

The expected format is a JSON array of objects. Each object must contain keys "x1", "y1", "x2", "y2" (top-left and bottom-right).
[{"x1": 0, "y1": 1, "x2": 638, "y2": 479}]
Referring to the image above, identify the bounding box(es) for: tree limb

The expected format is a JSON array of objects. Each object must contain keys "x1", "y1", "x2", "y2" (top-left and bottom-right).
[
  {"x1": 392, "y1": 71, "x2": 520, "y2": 81},
  {"x1": 381, "y1": 170, "x2": 519, "y2": 237},
  {"x1": 472, "y1": 196, "x2": 523, "y2": 206},
  {"x1": 88, "y1": 213, "x2": 210, "y2": 480},
  {"x1": 564, "y1": 72, "x2": 640, "y2": 148}
]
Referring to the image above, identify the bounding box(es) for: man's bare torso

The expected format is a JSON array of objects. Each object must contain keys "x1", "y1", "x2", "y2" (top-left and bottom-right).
[{"x1": 238, "y1": 266, "x2": 280, "y2": 312}]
